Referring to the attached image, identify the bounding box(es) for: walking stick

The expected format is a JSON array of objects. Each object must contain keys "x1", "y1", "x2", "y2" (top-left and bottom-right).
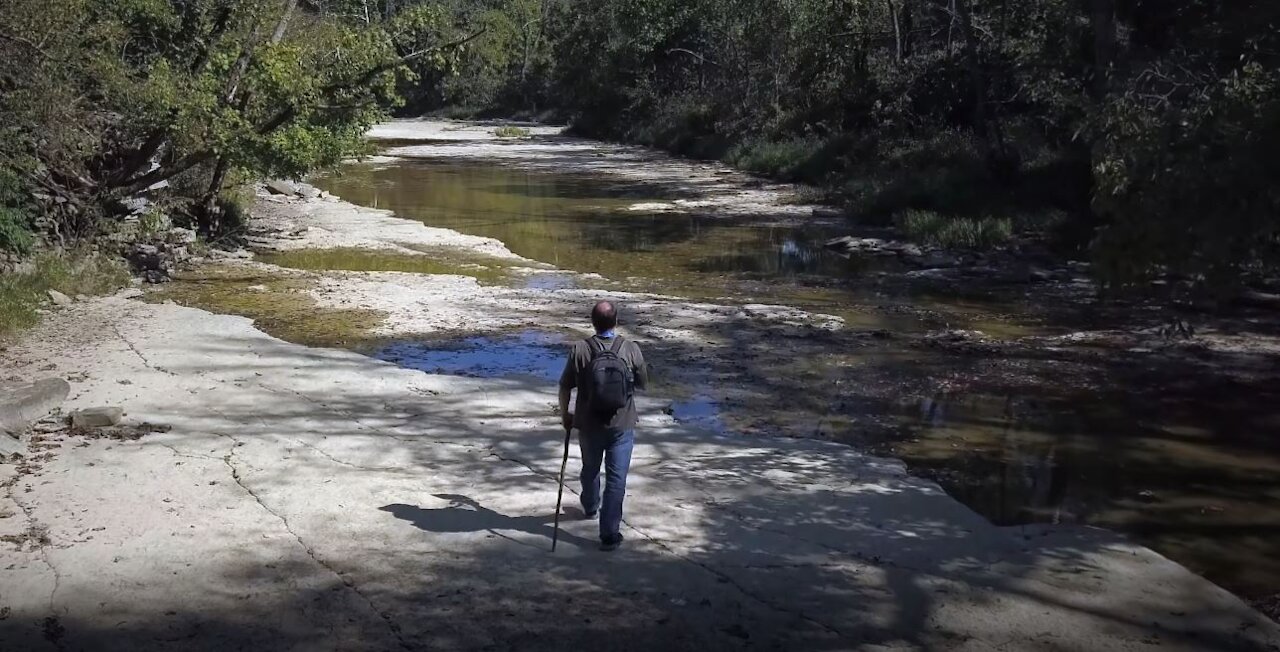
[{"x1": 552, "y1": 426, "x2": 571, "y2": 552}]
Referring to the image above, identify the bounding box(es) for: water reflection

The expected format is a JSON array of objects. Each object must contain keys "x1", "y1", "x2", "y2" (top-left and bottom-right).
[
  {"x1": 313, "y1": 161, "x2": 896, "y2": 313},
  {"x1": 896, "y1": 392, "x2": 1280, "y2": 602},
  {"x1": 376, "y1": 331, "x2": 566, "y2": 380}
]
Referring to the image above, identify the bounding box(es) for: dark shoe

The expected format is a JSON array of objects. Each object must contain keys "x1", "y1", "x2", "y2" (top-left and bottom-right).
[
  {"x1": 583, "y1": 511, "x2": 598, "y2": 521},
  {"x1": 599, "y1": 535, "x2": 623, "y2": 552}
]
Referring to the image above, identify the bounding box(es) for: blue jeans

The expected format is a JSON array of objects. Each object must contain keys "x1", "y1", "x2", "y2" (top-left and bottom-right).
[{"x1": 579, "y1": 429, "x2": 634, "y2": 543}]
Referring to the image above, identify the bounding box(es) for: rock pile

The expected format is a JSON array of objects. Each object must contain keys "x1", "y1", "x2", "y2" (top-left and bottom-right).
[{"x1": 126, "y1": 226, "x2": 198, "y2": 283}]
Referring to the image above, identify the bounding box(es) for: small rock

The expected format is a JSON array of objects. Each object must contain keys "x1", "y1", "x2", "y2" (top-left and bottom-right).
[
  {"x1": 71, "y1": 407, "x2": 124, "y2": 429},
  {"x1": 46, "y1": 290, "x2": 73, "y2": 306},
  {"x1": 120, "y1": 197, "x2": 151, "y2": 215},
  {"x1": 74, "y1": 294, "x2": 89, "y2": 302},
  {"x1": 1138, "y1": 490, "x2": 1157, "y2": 502},
  {"x1": 115, "y1": 288, "x2": 145, "y2": 300},
  {"x1": 128, "y1": 243, "x2": 164, "y2": 272},
  {"x1": 905, "y1": 268, "x2": 955, "y2": 280},
  {"x1": 296, "y1": 184, "x2": 322, "y2": 199},
  {"x1": 141, "y1": 269, "x2": 169, "y2": 284},
  {"x1": 168, "y1": 227, "x2": 198, "y2": 245},
  {"x1": 920, "y1": 252, "x2": 961, "y2": 268},
  {"x1": 1029, "y1": 268, "x2": 1055, "y2": 283},
  {"x1": 211, "y1": 248, "x2": 253, "y2": 261}
]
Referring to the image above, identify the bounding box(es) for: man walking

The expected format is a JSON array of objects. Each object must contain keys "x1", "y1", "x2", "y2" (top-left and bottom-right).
[{"x1": 558, "y1": 301, "x2": 648, "y2": 551}]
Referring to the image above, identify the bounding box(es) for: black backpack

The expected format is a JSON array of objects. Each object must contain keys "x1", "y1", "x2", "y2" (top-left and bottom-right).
[{"x1": 582, "y1": 336, "x2": 633, "y2": 419}]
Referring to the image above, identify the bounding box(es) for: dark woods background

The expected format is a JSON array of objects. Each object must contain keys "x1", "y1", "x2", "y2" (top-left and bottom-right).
[{"x1": 2, "y1": 0, "x2": 1278, "y2": 296}]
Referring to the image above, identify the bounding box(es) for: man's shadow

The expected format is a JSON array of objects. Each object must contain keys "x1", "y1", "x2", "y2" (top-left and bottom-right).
[{"x1": 380, "y1": 494, "x2": 595, "y2": 550}]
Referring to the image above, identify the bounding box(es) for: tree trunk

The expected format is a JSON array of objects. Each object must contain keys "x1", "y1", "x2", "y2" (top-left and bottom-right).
[
  {"x1": 1088, "y1": 0, "x2": 1117, "y2": 99},
  {"x1": 954, "y1": 0, "x2": 1002, "y2": 166},
  {"x1": 887, "y1": 0, "x2": 904, "y2": 62}
]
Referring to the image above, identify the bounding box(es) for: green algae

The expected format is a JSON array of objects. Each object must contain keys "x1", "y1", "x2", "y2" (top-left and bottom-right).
[
  {"x1": 257, "y1": 247, "x2": 512, "y2": 285},
  {"x1": 147, "y1": 266, "x2": 384, "y2": 349}
]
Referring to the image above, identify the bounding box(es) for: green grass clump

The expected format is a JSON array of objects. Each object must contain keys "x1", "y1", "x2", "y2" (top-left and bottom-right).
[
  {"x1": 0, "y1": 250, "x2": 130, "y2": 337},
  {"x1": 725, "y1": 138, "x2": 821, "y2": 181},
  {"x1": 895, "y1": 210, "x2": 1013, "y2": 249},
  {"x1": 493, "y1": 126, "x2": 532, "y2": 138}
]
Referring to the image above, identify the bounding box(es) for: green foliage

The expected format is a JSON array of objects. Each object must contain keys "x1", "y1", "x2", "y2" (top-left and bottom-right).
[
  {"x1": 896, "y1": 211, "x2": 1013, "y2": 250},
  {"x1": 725, "y1": 139, "x2": 822, "y2": 182},
  {"x1": 415, "y1": 0, "x2": 1275, "y2": 295},
  {"x1": 0, "y1": 0, "x2": 476, "y2": 239},
  {"x1": 493, "y1": 125, "x2": 531, "y2": 138},
  {"x1": 0, "y1": 250, "x2": 130, "y2": 337},
  {"x1": 0, "y1": 168, "x2": 35, "y2": 253},
  {"x1": 1092, "y1": 60, "x2": 1280, "y2": 292}
]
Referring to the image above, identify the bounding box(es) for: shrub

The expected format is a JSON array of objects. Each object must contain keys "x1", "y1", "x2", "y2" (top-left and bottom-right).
[
  {"x1": 0, "y1": 168, "x2": 34, "y2": 253},
  {"x1": 895, "y1": 210, "x2": 1013, "y2": 249},
  {"x1": 724, "y1": 138, "x2": 822, "y2": 181},
  {"x1": 493, "y1": 125, "x2": 532, "y2": 138}
]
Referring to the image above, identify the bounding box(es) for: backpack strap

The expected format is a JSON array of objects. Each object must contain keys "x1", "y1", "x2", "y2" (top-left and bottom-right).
[
  {"x1": 586, "y1": 336, "x2": 605, "y2": 355},
  {"x1": 608, "y1": 335, "x2": 625, "y2": 354}
]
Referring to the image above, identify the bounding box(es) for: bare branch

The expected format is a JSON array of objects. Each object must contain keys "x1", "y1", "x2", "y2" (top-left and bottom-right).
[
  {"x1": 0, "y1": 30, "x2": 52, "y2": 60},
  {"x1": 666, "y1": 48, "x2": 721, "y2": 68}
]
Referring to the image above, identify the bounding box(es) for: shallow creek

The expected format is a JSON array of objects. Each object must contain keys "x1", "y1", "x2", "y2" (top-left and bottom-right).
[{"x1": 165, "y1": 130, "x2": 1280, "y2": 609}]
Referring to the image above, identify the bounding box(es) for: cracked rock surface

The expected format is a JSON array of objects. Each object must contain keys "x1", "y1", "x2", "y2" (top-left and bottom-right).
[
  {"x1": 2, "y1": 296, "x2": 1277, "y2": 652},
  {"x1": 2, "y1": 125, "x2": 1279, "y2": 651}
]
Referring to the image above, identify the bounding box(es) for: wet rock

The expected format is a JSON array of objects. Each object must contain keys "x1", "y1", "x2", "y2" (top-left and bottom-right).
[
  {"x1": 927, "y1": 329, "x2": 987, "y2": 343},
  {"x1": 1138, "y1": 490, "x2": 1157, "y2": 503},
  {"x1": 208, "y1": 248, "x2": 252, "y2": 261},
  {"x1": 46, "y1": 290, "x2": 73, "y2": 306},
  {"x1": 141, "y1": 270, "x2": 169, "y2": 284},
  {"x1": 70, "y1": 407, "x2": 123, "y2": 429},
  {"x1": 905, "y1": 268, "x2": 956, "y2": 280},
  {"x1": 920, "y1": 252, "x2": 961, "y2": 268},
  {"x1": 825, "y1": 236, "x2": 888, "y2": 254},
  {"x1": 127, "y1": 243, "x2": 171, "y2": 283},
  {"x1": 266, "y1": 180, "x2": 300, "y2": 196}
]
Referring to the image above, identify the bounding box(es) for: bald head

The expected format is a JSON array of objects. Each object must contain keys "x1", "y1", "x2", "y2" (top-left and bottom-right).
[{"x1": 591, "y1": 301, "x2": 618, "y2": 333}]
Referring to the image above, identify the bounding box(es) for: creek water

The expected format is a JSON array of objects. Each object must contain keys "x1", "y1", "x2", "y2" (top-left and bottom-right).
[{"x1": 308, "y1": 143, "x2": 1280, "y2": 608}]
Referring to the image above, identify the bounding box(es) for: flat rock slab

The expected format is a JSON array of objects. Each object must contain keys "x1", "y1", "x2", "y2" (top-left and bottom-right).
[
  {"x1": 0, "y1": 297, "x2": 1275, "y2": 652},
  {"x1": 265, "y1": 180, "x2": 300, "y2": 196},
  {"x1": 1, "y1": 377, "x2": 70, "y2": 455},
  {"x1": 0, "y1": 377, "x2": 70, "y2": 437}
]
